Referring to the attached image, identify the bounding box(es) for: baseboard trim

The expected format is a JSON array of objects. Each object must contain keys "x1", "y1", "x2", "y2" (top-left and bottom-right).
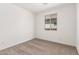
[
  {"x1": 0, "y1": 37, "x2": 34, "y2": 51},
  {"x1": 35, "y1": 38, "x2": 76, "y2": 48}
]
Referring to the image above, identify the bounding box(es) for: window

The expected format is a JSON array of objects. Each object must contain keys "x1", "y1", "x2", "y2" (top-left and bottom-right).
[{"x1": 45, "y1": 13, "x2": 57, "y2": 31}]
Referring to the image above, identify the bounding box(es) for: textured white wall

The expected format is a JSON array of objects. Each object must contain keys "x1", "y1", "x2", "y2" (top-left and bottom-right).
[
  {"x1": 0, "y1": 4, "x2": 34, "y2": 50},
  {"x1": 36, "y1": 4, "x2": 76, "y2": 46}
]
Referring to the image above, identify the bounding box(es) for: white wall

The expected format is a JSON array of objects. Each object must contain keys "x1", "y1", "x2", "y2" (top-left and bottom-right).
[
  {"x1": 0, "y1": 3, "x2": 34, "y2": 50},
  {"x1": 36, "y1": 4, "x2": 76, "y2": 46},
  {"x1": 77, "y1": 3, "x2": 79, "y2": 53}
]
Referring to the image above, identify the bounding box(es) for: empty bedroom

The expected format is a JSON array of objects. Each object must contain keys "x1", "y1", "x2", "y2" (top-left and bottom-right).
[{"x1": 0, "y1": 3, "x2": 79, "y2": 55}]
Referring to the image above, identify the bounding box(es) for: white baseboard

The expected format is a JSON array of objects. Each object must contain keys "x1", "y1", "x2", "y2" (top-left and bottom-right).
[
  {"x1": 36, "y1": 37, "x2": 75, "y2": 47},
  {"x1": 0, "y1": 36, "x2": 34, "y2": 51}
]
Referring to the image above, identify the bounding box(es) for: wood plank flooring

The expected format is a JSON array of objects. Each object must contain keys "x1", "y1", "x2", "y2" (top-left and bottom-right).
[{"x1": 0, "y1": 38, "x2": 78, "y2": 55}]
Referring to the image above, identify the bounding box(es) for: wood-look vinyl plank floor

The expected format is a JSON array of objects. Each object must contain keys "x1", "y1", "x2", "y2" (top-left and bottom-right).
[{"x1": 0, "y1": 38, "x2": 78, "y2": 55}]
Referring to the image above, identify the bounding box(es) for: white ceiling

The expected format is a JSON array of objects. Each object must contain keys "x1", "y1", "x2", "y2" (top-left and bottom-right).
[{"x1": 13, "y1": 3, "x2": 67, "y2": 13}]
